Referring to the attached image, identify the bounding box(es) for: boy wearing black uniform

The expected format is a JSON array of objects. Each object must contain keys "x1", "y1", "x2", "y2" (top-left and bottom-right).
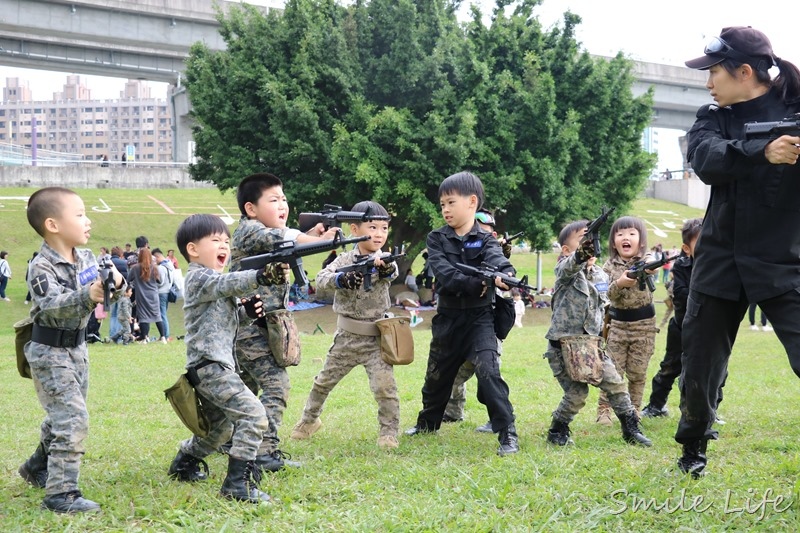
[{"x1": 405, "y1": 172, "x2": 519, "y2": 456}]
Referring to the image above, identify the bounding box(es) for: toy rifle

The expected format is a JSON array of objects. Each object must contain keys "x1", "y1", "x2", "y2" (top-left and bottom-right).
[
  {"x1": 744, "y1": 113, "x2": 800, "y2": 139},
  {"x1": 456, "y1": 262, "x2": 536, "y2": 292},
  {"x1": 298, "y1": 204, "x2": 391, "y2": 233},
  {"x1": 97, "y1": 258, "x2": 116, "y2": 319},
  {"x1": 240, "y1": 232, "x2": 369, "y2": 287},
  {"x1": 625, "y1": 254, "x2": 677, "y2": 292},
  {"x1": 585, "y1": 206, "x2": 615, "y2": 259},
  {"x1": 335, "y1": 245, "x2": 406, "y2": 292},
  {"x1": 502, "y1": 231, "x2": 525, "y2": 246}
]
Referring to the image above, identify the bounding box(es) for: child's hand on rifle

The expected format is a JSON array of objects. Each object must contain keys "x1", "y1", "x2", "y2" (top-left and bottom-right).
[
  {"x1": 257, "y1": 262, "x2": 290, "y2": 286},
  {"x1": 240, "y1": 294, "x2": 265, "y2": 319},
  {"x1": 375, "y1": 256, "x2": 395, "y2": 277},
  {"x1": 618, "y1": 271, "x2": 638, "y2": 289},
  {"x1": 89, "y1": 280, "x2": 105, "y2": 303}
]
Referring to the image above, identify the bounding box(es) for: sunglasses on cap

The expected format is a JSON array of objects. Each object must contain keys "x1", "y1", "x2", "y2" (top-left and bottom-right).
[
  {"x1": 705, "y1": 36, "x2": 774, "y2": 70},
  {"x1": 475, "y1": 211, "x2": 496, "y2": 226}
]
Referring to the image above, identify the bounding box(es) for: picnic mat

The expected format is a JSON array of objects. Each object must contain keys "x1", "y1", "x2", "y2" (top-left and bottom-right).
[{"x1": 288, "y1": 301, "x2": 327, "y2": 312}]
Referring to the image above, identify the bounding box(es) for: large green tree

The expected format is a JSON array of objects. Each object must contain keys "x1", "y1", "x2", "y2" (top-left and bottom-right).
[{"x1": 185, "y1": 0, "x2": 655, "y2": 257}]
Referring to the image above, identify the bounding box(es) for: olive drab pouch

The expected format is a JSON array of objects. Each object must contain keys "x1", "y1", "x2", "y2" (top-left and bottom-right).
[
  {"x1": 493, "y1": 295, "x2": 516, "y2": 340},
  {"x1": 164, "y1": 374, "x2": 210, "y2": 437},
  {"x1": 263, "y1": 309, "x2": 301, "y2": 367},
  {"x1": 559, "y1": 334, "x2": 605, "y2": 385},
  {"x1": 14, "y1": 317, "x2": 33, "y2": 379},
  {"x1": 375, "y1": 316, "x2": 415, "y2": 365}
]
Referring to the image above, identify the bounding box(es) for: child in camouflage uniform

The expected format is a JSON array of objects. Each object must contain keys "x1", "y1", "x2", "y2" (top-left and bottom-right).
[
  {"x1": 544, "y1": 220, "x2": 650, "y2": 447},
  {"x1": 228, "y1": 172, "x2": 338, "y2": 473},
  {"x1": 290, "y1": 201, "x2": 402, "y2": 449},
  {"x1": 597, "y1": 216, "x2": 657, "y2": 425},
  {"x1": 166, "y1": 214, "x2": 290, "y2": 504},
  {"x1": 108, "y1": 285, "x2": 135, "y2": 345},
  {"x1": 18, "y1": 187, "x2": 126, "y2": 514}
]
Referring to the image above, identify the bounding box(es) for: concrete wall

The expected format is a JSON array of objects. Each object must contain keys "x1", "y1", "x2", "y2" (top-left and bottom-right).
[
  {"x1": 0, "y1": 166, "x2": 214, "y2": 189},
  {"x1": 652, "y1": 178, "x2": 711, "y2": 210}
]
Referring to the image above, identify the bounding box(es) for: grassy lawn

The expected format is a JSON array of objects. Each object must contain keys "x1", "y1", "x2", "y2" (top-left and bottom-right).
[{"x1": 1, "y1": 188, "x2": 799, "y2": 530}]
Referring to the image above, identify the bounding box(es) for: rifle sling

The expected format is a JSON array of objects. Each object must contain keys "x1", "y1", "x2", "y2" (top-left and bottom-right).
[
  {"x1": 607, "y1": 304, "x2": 655, "y2": 322},
  {"x1": 337, "y1": 315, "x2": 380, "y2": 337}
]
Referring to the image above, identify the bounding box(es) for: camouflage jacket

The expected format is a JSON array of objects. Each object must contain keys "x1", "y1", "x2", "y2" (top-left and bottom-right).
[
  {"x1": 117, "y1": 294, "x2": 133, "y2": 322},
  {"x1": 230, "y1": 217, "x2": 298, "y2": 340},
  {"x1": 317, "y1": 245, "x2": 398, "y2": 322},
  {"x1": 603, "y1": 255, "x2": 655, "y2": 309},
  {"x1": 183, "y1": 262, "x2": 261, "y2": 370},
  {"x1": 26, "y1": 241, "x2": 125, "y2": 359},
  {"x1": 546, "y1": 252, "x2": 605, "y2": 340}
]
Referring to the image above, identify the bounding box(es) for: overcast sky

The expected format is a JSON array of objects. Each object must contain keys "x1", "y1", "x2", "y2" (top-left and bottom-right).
[{"x1": 2, "y1": 0, "x2": 795, "y2": 170}]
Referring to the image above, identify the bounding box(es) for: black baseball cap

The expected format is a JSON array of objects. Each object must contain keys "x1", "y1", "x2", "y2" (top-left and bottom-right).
[{"x1": 685, "y1": 26, "x2": 776, "y2": 71}]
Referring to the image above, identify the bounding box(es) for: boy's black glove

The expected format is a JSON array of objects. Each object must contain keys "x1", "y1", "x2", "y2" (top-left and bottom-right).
[
  {"x1": 377, "y1": 261, "x2": 395, "y2": 277},
  {"x1": 240, "y1": 295, "x2": 264, "y2": 319},
  {"x1": 575, "y1": 237, "x2": 595, "y2": 263},
  {"x1": 257, "y1": 262, "x2": 289, "y2": 286},
  {"x1": 338, "y1": 271, "x2": 363, "y2": 290}
]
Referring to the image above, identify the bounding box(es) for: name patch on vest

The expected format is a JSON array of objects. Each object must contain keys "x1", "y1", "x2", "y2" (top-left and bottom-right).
[
  {"x1": 595, "y1": 282, "x2": 609, "y2": 292},
  {"x1": 79, "y1": 265, "x2": 99, "y2": 286},
  {"x1": 463, "y1": 241, "x2": 482, "y2": 249}
]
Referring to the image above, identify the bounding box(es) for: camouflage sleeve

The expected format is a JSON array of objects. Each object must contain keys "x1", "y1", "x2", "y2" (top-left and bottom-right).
[
  {"x1": 316, "y1": 252, "x2": 347, "y2": 290},
  {"x1": 189, "y1": 268, "x2": 261, "y2": 304},
  {"x1": 554, "y1": 253, "x2": 583, "y2": 282},
  {"x1": 28, "y1": 261, "x2": 95, "y2": 321}
]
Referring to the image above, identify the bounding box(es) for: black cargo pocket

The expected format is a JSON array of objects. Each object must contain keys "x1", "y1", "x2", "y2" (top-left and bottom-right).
[{"x1": 685, "y1": 291, "x2": 704, "y2": 319}]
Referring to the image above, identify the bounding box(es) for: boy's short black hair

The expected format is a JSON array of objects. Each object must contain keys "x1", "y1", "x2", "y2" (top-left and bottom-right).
[
  {"x1": 350, "y1": 200, "x2": 390, "y2": 221},
  {"x1": 557, "y1": 220, "x2": 590, "y2": 246},
  {"x1": 26, "y1": 187, "x2": 79, "y2": 237},
  {"x1": 152, "y1": 248, "x2": 163, "y2": 256},
  {"x1": 437, "y1": 171, "x2": 485, "y2": 209},
  {"x1": 176, "y1": 214, "x2": 231, "y2": 263},
  {"x1": 681, "y1": 217, "x2": 703, "y2": 245},
  {"x1": 607, "y1": 216, "x2": 648, "y2": 259},
  {"x1": 237, "y1": 172, "x2": 283, "y2": 217},
  {"x1": 135, "y1": 236, "x2": 149, "y2": 248}
]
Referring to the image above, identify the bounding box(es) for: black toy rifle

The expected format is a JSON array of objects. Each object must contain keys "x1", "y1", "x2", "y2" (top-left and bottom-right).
[
  {"x1": 456, "y1": 262, "x2": 536, "y2": 292},
  {"x1": 502, "y1": 231, "x2": 525, "y2": 246},
  {"x1": 240, "y1": 232, "x2": 370, "y2": 287},
  {"x1": 97, "y1": 258, "x2": 116, "y2": 318},
  {"x1": 335, "y1": 245, "x2": 406, "y2": 292},
  {"x1": 626, "y1": 254, "x2": 677, "y2": 292},
  {"x1": 298, "y1": 204, "x2": 391, "y2": 233},
  {"x1": 585, "y1": 206, "x2": 616, "y2": 259},
  {"x1": 744, "y1": 113, "x2": 800, "y2": 140}
]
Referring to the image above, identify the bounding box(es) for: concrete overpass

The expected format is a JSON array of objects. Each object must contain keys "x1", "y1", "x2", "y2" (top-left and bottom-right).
[{"x1": 0, "y1": 0, "x2": 711, "y2": 159}]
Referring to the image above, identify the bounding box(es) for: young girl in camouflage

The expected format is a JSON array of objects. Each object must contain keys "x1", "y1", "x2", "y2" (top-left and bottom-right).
[
  {"x1": 596, "y1": 216, "x2": 658, "y2": 425},
  {"x1": 290, "y1": 201, "x2": 402, "y2": 449}
]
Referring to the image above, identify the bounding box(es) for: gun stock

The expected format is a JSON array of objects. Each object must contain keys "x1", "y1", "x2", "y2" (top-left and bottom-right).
[
  {"x1": 298, "y1": 204, "x2": 391, "y2": 232},
  {"x1": 456, "y1": 262, "x2": 536, "y2": 292}
]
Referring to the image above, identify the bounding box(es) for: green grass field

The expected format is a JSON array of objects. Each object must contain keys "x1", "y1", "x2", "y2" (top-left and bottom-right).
[{"x1": 1, "y1": 188, "x2": 799, "y2": 531}]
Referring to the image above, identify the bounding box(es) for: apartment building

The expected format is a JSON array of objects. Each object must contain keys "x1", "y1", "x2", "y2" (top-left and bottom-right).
[{"x1": 1, "y1": 76, "x2": 173, "y2": 162}]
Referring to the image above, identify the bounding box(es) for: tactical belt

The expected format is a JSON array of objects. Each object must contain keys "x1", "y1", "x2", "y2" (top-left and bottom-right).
[
  {"x1": 437, "y1": 292, "x2": 492, "y2": 310},
  {"x1": 337, "y1": 315, "x2": 380, "y2": 336},
  {"x1": 31, "y1": 324, "x2": 87, "y2": 348},
  {"x1": 608, "y1": 304, "x2": 656, "y2": 322},
  {"x1": 186, "y1": 359, "x2": 220, "y2": 387}
]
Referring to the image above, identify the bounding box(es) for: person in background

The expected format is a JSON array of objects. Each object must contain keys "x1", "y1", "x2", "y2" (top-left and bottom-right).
[
  {"x1": 24, "y1": 251, "x2": 39, "y2": 304},
  {"x1": 0, "y1": 250, "x2": 12, "y2": 301},
  {"x1": 108, "y1": 246, "x2": 129, "y2": 340},
  {"x1": 153, "y1": 248, "x2": 175, "y2": 341},
  {"x1": 126, "y1": 247, "x2": 165, "y2": 344}
]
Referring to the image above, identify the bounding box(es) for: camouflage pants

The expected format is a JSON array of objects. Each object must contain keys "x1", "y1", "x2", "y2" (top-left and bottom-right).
[
  {"x1": 545, "y1": 345, "x2": 634, "y2": 424},
  {"x1": 236, "y1": 334, "x2": 291, "y2": 454},
  {"x1": 599, "y1": 318, "x2": 657, "y2": 411},
  {"x1": 300, "y1": 330, "x2": 400, "y2": 438},
  {"x1": 28, "y1": 347, "x2": 90, "y2": 495},
  {"x1": 180, "y1": 362, "x2": 268, "y2": 461},
  {"x1": 444, "y1": 362, "x2": 475, "y2": 421}
]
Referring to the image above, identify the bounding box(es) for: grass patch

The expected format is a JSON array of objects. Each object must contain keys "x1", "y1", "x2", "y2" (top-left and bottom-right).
[{"x1": 3, "y1": 189, "x2": 798, "y2": 530}]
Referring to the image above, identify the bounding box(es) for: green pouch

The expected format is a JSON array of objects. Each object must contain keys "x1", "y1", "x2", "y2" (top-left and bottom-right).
[
  {"x1": 14, "y1": 318, "x2": 33, "y2": 379},
  {"x1": 263, "y1": 309, "x2": 301, "y2": 367},
  {"x1": 164, "y1": 374, "x2": 210, "y2": 437}
]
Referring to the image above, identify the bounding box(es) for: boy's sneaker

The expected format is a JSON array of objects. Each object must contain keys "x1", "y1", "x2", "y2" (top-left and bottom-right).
[
  {"x1": 42, "y1": 491, "x2": 101, "y2": 514},
  {"x1": 762, "y1": 325, "x2": 773, "y2": 332},
  {"x1": 596, "y1": 406, "x2": 613, "y2": 426},
  {"x1": 290, "y1": 418, "x2": 322, "y2": 440},
  {"x1": 377, "y1": 435, "x2": 399, "y2": 449},
  {"x1": 641, "y1": 404, "x2": 669, "y2": 418},
  {"x1": 749, "y1": 324, "x2": 759, "y2": 331}
]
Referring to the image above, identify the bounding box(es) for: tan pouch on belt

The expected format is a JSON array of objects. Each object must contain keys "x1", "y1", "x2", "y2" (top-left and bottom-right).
[
  {"x1": 375, "y1": 316, "x2": 415, "y2": 365},
  {"x1": 559, "y1": 334, "x2": 605, "y2": 385},
  {"x1": 264, "y1": 309, "x2": 301, "y2": 367},
  {"x1": 14, "y1": 317, "x2": 33, "y2": 379},
  {"x1": 164, "y1": 374, "x2": 210, "y2": 437}
]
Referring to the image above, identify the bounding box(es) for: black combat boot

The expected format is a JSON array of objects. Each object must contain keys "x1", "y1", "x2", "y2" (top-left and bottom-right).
[
  {"x1": 255, "y1": 449, "x2": 302, "y2": 473},
  {"x1": 641, "y1": 404, "x2": 669, "y2": 418},
  {"x1": 19, "y1": 442, "x2": 48, "y2": 488},
  {"x1": 42, "y1": 490, "x2": 101, "y2": 514},
  {"x1": 497, "y1": 424, "x2": 520, "y2": 456},
  {"x1": 168, "y1": 450, "x2": 209, "y2": 482},
  {"x1": 618, "y1": 412, "x2": 653, "y2": 447},
  {"x1": 474, "y1": 421, "x2": 495, "y2": 433},
  {"x1": 219, "y1": 456, "x2": 271, "y2": 503},
  {"x1": 546, "y1": 419, "x2": 573, "y2": 446},
  {"x1": 677, "y1": 440, "x2": 708, "y2": 479},
  {"x1": 404, "y1": 425, "x2": 436, "y2": 436}
]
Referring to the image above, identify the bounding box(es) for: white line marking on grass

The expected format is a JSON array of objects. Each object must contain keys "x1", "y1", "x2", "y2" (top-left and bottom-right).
[
  {"x1": 91, "y1": 198, "x2": 112, "y2": 212},
  {"x1": 217, "y1": 205, "x2": 235, "y2": 225},
  {"x1": 147, "y1": 195, "x2": 176, "y2": 214}
]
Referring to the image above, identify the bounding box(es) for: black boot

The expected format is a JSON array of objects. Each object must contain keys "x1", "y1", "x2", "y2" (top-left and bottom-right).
[
  {"x1": 168, "y1": 450, "x2": 209, "y2": 482},
  {"x1": 677, "y1": 440, "x2": 708, "y2": 479},
  {"x1": 497, "y1": 424, "x2": 520, "y2": 456},
  {"x1": 42, "y1": 490, "x2": 101, "y2": 514},
  {"x1": 475, "y1": 421, "x2": 495, "y2": 434},
  {"x1": 546, "y1": 419, "x2": 573, "y2": 446},
  {"x1": 404, "y1": 425, "x2": 436, "y2": 436},
  {"x1": 618, "y1": 412, "x2": 652, "y2": 447},
  {"x1": 641, "y1": 404, "x2": 669, "y2": 418},
  {"x1": 220, "y1": 456, "x2": 271, "y2": 503},
  {"x1": 19, "y1": 442, "x2": 48, "y2": 488},
  {"x1": 255, "y1": 449, "x2": 302, "y2": 473}
]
